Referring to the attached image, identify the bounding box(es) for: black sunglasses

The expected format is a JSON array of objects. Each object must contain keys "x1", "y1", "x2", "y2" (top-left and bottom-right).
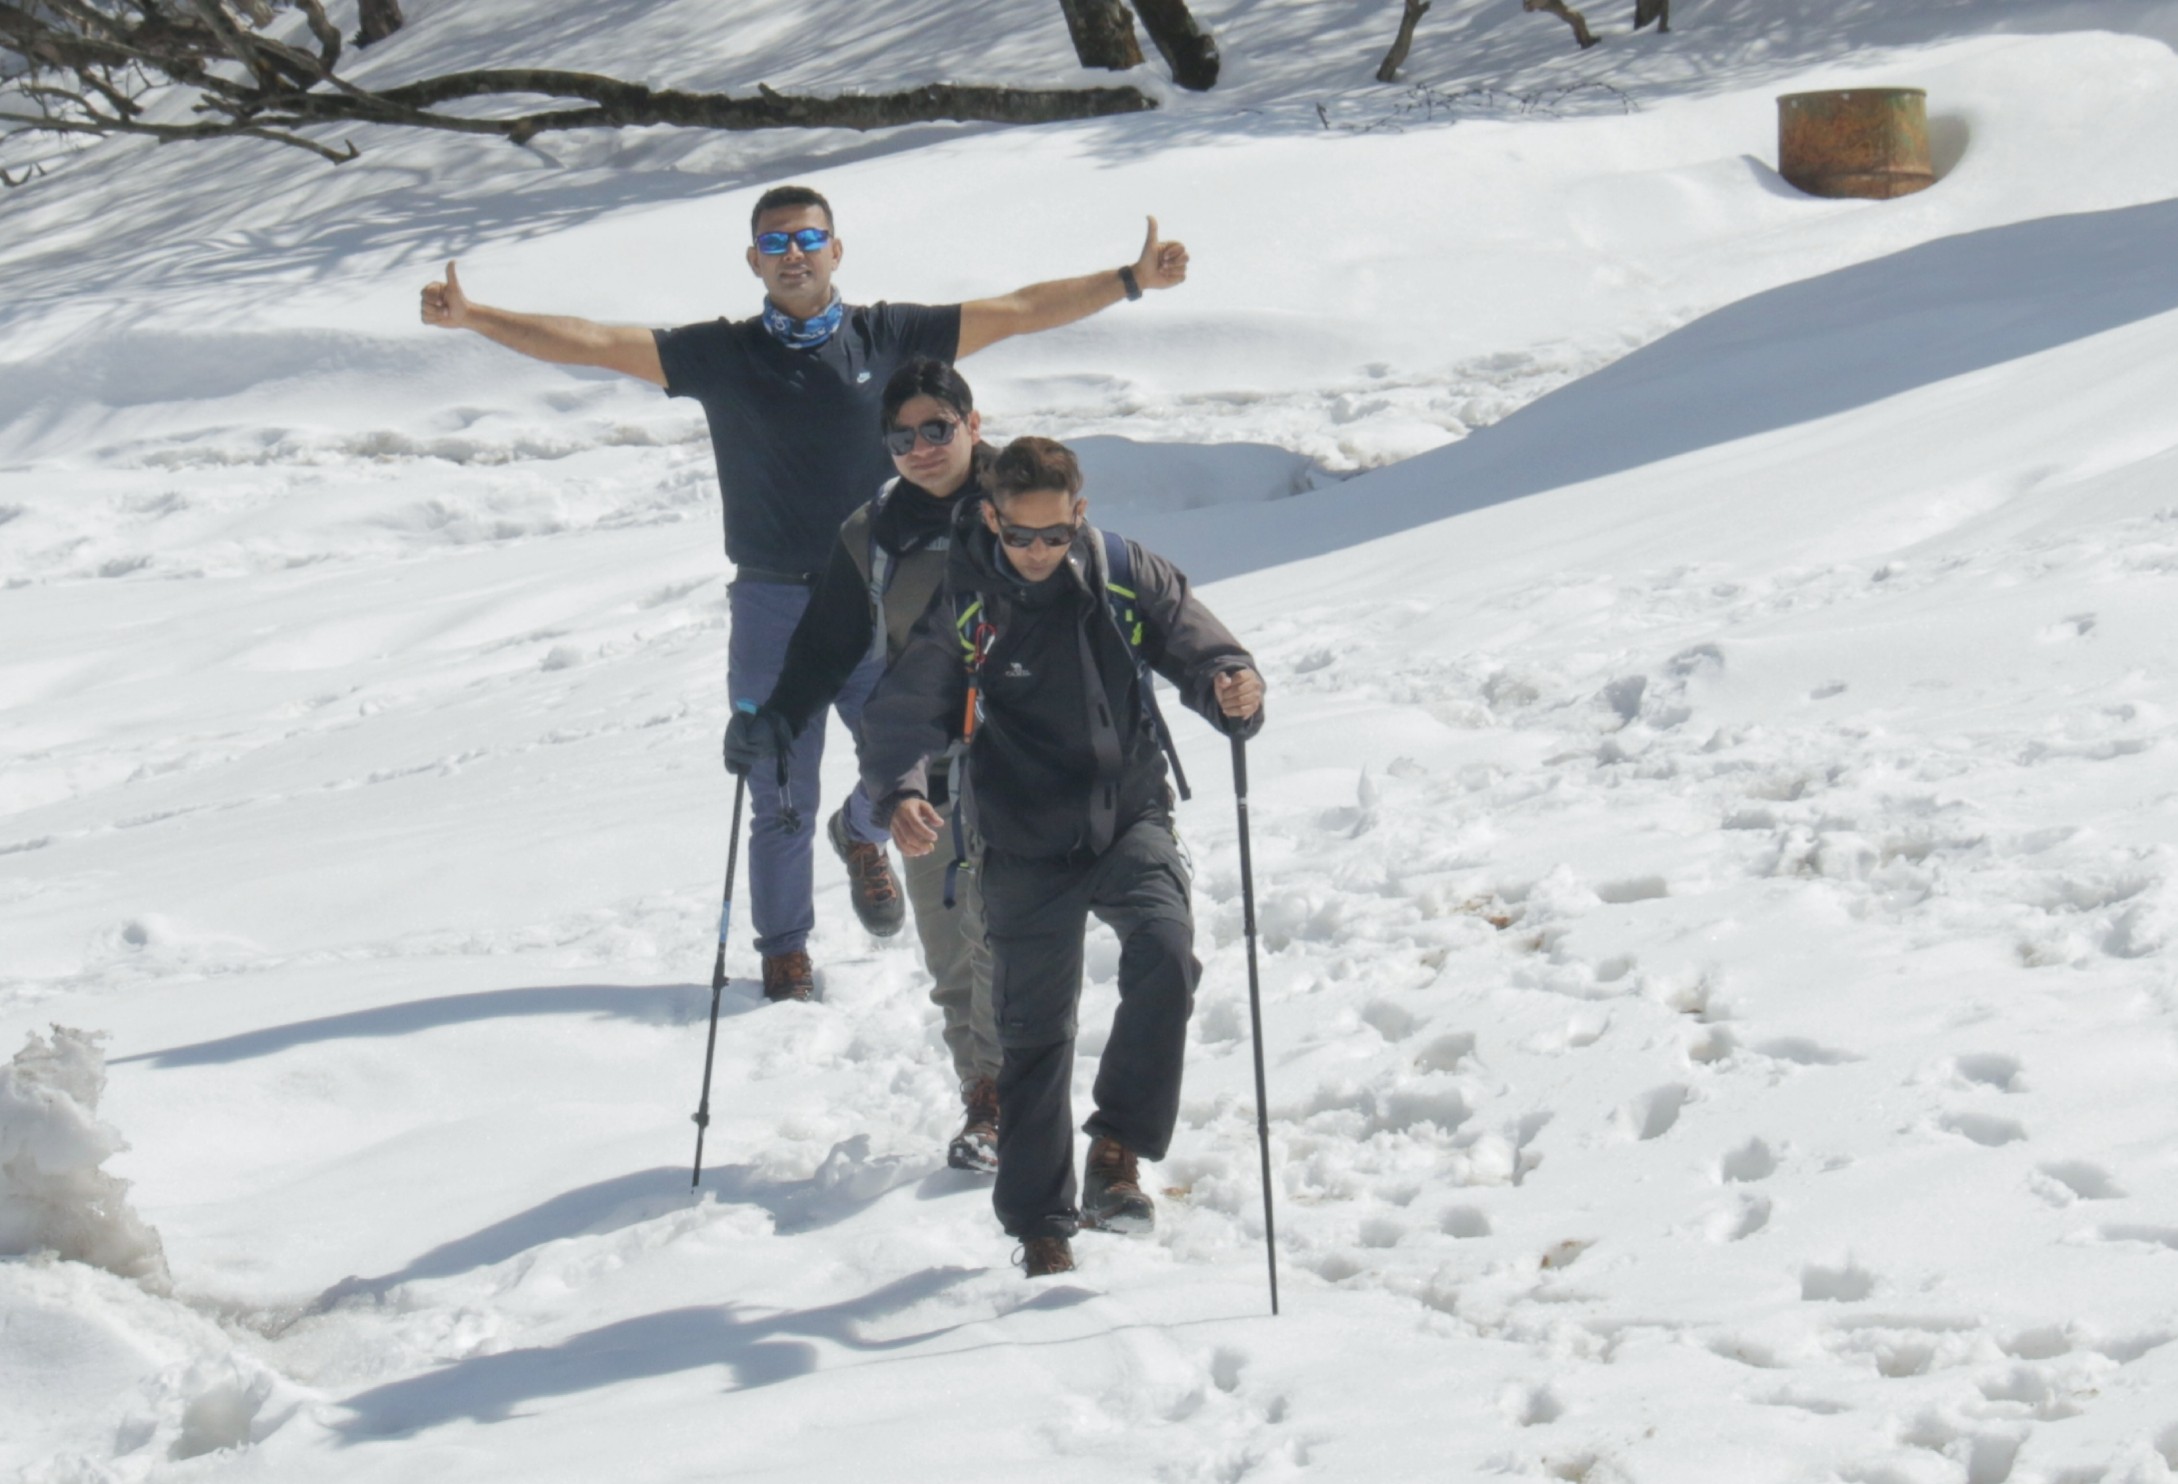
[
  {"x1": 755, "y1": 227, "x2": 831, "y2": 256},
  {"x1": 882, "y1": 418, "x2": 960, "y2": 457},
  {"x1": 998, "y1": 520, "x2": 1079, "y2": 551}
]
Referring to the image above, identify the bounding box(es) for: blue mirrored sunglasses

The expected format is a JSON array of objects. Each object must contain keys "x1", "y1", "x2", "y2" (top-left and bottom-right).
[{"x1": 755, "y1": 227, "x2": 832, "y2": 256}]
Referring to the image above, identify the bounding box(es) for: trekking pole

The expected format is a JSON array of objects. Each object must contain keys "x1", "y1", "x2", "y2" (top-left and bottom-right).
[
  {"x1": 691, "y1": 726, "x2": 753, "y2": 1189},
  {"x1": 1230, "y1": 734, "x2": 1280, "y2": 1316}
]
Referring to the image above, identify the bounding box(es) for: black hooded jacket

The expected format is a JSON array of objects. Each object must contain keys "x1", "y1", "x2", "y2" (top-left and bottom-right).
[
  {"x1": 858, "y1": 511, "x2": 1263, "y2": 860},
  {"x1": 764, "y1": 445, "x2": 993, "y2": 736}
]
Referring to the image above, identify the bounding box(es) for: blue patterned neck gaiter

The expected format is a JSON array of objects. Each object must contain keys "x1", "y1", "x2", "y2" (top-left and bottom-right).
[{"x1": 761, "y1": 292, "x2": 845, "y2": 350}]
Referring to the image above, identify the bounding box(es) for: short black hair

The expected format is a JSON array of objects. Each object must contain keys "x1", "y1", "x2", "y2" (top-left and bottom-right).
[
  {"x1": 990, "y1": 436, "x2": 1083, "y2": 504},
  {"x1": 750, "y1": 184, "x2": 834, "y2": 238},
  {"x1": 880, "y1": 357, "x2": 974, "y2": 430}
]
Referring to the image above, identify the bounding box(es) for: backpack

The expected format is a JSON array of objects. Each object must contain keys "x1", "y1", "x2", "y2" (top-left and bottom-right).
[{"x1": 844, "y1": 479, "x2": 952, "y2": 667}]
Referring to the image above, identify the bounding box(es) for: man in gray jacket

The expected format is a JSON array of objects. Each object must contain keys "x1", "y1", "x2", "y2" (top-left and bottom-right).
[
  {"x1": 726, "y1": 358, "x2": 1002, "y2": 1172},
  {"x1": 858, "y1": 436, "x2": 1264, "y2": 1278}
]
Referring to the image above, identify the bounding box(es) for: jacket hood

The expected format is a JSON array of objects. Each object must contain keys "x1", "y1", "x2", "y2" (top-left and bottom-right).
[{"x1": 947, "y1": 504, "x2": 1098, "y2": 602}]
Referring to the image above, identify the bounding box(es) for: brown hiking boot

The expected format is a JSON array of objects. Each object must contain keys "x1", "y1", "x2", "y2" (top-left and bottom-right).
[
  {"x1": 1082, "y1": 1136, "x2": 1156, "y2": 1234},
  {"x1": 827, "y1": 807, "x2": 905, "y2": 937},
  {"x1": 947, "y1": 1076, "x2": 999, "y2": 1174},
  {"x1": 761, "y1": 950, "x2": 814, "y2": 1002},
  {"x1": 1019, "y1": 1235, "x2": 1075, "y2": 1278}
]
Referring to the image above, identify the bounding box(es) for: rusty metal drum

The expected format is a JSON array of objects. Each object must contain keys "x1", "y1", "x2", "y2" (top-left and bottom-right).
[{"x1": 1777, "y1": 88, "x2": 1934, "y2": 199}]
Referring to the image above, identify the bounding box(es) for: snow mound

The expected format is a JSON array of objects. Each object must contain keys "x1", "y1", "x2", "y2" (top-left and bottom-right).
[{"x1": 0, "y1": 1026, "x2": 172, "y2": 1292}]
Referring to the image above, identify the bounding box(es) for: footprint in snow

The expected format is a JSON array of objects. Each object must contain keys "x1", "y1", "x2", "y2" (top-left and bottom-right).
[
  {"x1": 2038, "y1": 611, "x2": 2097, "y2": 641},
  {"x1": 1753, "y1": 1037, "x2": 1858, "y2": 1067},
  {"x1": 2032, "y1": 1160, "x2": 2125, "y2": 1204},
  {"x1": 1708, "y1": 1333, "x2": 1793, "y2": 1370},
  {"x1": 1441, "y1": 1205, "x2": 1492, "y2": 1239},
  {"x1": 1938, "y1": 1111, "x2": 2028, "y2": 1148},
  {"x1": 1948, "y1": 1052, "x2": 2026, "y2": 1093},
  {"x1": 2094, "y1": 1224, "x2": 2178, "y2": 1251},
  {"x1": 1702, "y1": 1193, "x2": 1771, "y2": 1243},
  {"x1": 1997, "y1": 1325, "x2": 2073, "y2": 1361},
  {"x1": 1977, "y1": 1365, "x2": 2087, "y2": 1420},
  {"x1": 1897, "y1": 1414, "x2": 2028, "y2": 1481},
  {"x1": 1684, "y1": 1026, "x2": 1736, "y2": 1065},
  {"x1": 1799, "y1": 1259, "x2": 1877, "y2": 1303},
  {"x1": 1615, "y1": 1083, "x2": 1688, "y2": 1142},
  {"x1": 1524, "y1": 1015, "x2": 1609, "y2": 1054},
  {"x1": 1358, "y1": 1216, "x2": 1407, "y2": 1250},
  {"x1": 1499, "y1": 1382, "x2": 1564, "y2": 1427},
  {"x1": 1360, "y1": 998, "x2": 1421, "y2": 1042},
  {"x1": 1718, "y1": 1137, "x2": 1777, "y2": 1183}
]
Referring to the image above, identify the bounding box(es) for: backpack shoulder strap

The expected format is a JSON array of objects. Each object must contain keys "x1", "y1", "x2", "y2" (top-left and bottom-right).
[
  {"x1": 943, "y1": 583, "x2": 995, "y2": 910},
  {"x1": 1099, "y1": 527, "x2": 1145, "y2": 649},
  {"x1": 860, "y1": 480, "x2": 899, "y2": 664},
  {"x1": 1090, "y1": 526, "x2": 1190, "y2": 801}
]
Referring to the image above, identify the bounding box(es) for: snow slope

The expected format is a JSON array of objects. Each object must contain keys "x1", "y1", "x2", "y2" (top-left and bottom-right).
[{"x1": 5, "y1": 1, "x2": 2178, "y2": 1480}]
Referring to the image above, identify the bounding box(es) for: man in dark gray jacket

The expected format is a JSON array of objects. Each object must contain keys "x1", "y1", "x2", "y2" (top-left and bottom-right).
[
  {"x1": 859, "y1": 436, "x2": 1264, "y2": 1278},
  {"x1": 727, "y1": 358, "x2": 1002, "y2": 1174}
]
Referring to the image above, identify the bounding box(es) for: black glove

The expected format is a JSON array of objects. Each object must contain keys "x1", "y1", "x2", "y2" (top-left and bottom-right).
[{"x1": 723, "y1": 706, "x2": 793, "y2": 776}]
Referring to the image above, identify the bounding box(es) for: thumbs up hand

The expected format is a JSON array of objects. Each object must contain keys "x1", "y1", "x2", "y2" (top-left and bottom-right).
[
  {"x1": 420, "y1": 260, "x2": 471, "y2": 329},
  {"x1": 1133, "y1": 216, "x2": 1189, "y2": 291}
]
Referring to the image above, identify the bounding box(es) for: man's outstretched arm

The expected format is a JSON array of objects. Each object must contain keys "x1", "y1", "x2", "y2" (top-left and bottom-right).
[
  {"x1": 420, "y1": 260, "x2": 666, "y2": 387},
  {"x1": 956, "y1": 216, "x2": 1189, "y2": 358}
]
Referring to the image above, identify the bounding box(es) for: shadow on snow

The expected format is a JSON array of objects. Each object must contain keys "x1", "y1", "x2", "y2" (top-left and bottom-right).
[
  {"x1": 1146, "y1": 196, "x2": 2178, "y2": 581},
  {"x1": 113, "y1": 982, "x2": 739, "y2": 1068},
  {"x1": 334, "y1": 1267, "x2": 983, "y2": 1437},
  {"x1": 311, "y1": 1157, "x2": 948, "y2": 1315}
]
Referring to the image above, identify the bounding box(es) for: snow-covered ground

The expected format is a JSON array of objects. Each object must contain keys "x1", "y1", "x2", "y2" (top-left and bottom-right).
[{"x1": 6, "y1": 1, "x2": 2178, "y2": 1480}]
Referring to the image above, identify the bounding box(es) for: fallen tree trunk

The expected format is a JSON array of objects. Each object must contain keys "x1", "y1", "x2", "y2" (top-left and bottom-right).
[
  {"x1": 1057, "y1": 0, "x2": 1145, "y2": 69},
  {"x1": 1524, "y1": 0, "x2": 1598, "y2": 49},
  {"x1": 1131, "y1": 0, "x2": 1219, "y2": 91},
  {"x1": 1377, "y1": 0, "x2": 1431, "y2": 83},
  {"x1": 354, "y1": 0, "x2": 402, "y2": 47}
]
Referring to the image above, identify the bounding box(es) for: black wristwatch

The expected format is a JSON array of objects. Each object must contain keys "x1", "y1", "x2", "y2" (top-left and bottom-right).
[{"x1": 1118, "y1": 265, "x2": 1143, "y2": 301}]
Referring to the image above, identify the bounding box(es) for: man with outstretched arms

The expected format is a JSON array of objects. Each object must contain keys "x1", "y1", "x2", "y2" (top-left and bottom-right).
[
  {"x1": 420, "y1": 185, "x2": 1189, "y2": 1002},
  {"x1": 725, "y1": 357, "x2": 1004, "y2": 1172},
  {"x1": 857, "y1": 436, "x2": 1265, "y2": 1278}
]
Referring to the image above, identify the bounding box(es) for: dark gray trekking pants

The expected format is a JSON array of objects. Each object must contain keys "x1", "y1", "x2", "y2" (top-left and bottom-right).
[{"x1": 981, "y1": 817, "x2": 1198, "y2": 1240}]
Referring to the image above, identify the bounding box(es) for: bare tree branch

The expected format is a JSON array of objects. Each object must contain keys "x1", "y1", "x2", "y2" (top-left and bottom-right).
[
  {"x1": 2, "y1": 1, "x2": 1159, "y2": 179},
  {"x1": 0, "y1": 100, "x2": 358, "y2": 160}
]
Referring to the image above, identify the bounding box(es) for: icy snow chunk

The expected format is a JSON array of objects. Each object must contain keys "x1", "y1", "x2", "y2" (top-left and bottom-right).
[
  {"x1": 1452, "y1": 1133, "x2": 1520, "y2": 1187},
  {"x1": 1414, "y1": 1030, "x2": 1478, "y2": 1072},
  {"x1": 0, "y1": 1026, "x2": 171, "y2": 1291},
  {"x1": 170, "y1": 1357, "x2": 289, "y2": 1460}
]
